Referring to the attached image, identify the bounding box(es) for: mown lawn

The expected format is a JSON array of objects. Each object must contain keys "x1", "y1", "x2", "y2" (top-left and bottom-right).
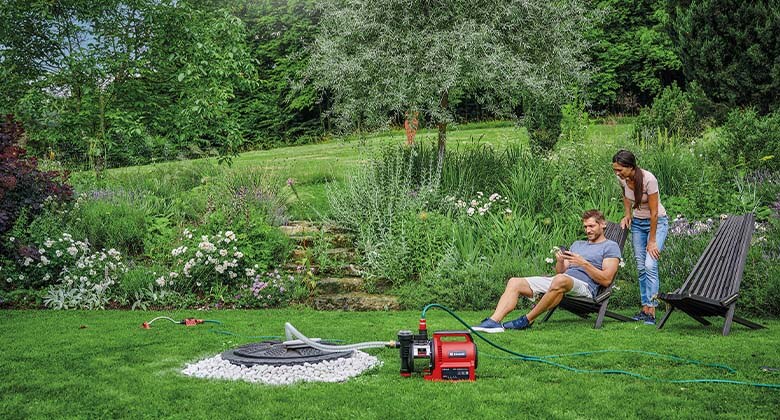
[{"x1": 1, "y1": 309, "x2": 778, "y2": 419}]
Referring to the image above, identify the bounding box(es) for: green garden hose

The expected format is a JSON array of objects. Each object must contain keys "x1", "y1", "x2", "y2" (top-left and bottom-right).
[{"x1": 421, "y1": 303, "x2": 780, "y2": 389}]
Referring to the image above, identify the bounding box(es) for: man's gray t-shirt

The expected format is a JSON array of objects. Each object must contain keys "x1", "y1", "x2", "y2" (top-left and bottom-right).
[{"x1": 565, "y1": 239, "x2": 622, "y2": 297}]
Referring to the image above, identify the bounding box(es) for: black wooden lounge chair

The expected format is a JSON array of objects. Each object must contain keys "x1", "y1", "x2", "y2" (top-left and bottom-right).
[
  {"x1": 657, "y1": 213, "x2": 764, "y2": 336},
  {"x1": 541, "y1": 221, "x2": 632, "y2": 328}
]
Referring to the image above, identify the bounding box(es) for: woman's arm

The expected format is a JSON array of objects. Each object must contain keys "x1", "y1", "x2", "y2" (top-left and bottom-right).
[
  {"x1": 647, "y1": 192, "x2": 660, "y2": 259},
  {"x1": 620, "y1": 196, "x2": 632, "y2": 229}
]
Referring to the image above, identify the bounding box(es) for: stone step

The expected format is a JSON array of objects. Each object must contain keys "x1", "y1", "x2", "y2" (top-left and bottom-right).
[
  {"x1": 287, "y1": 233, "x2": 354, "y2": 248},
  {"x1": 279, "y1": 222, "x2": 320, "y2": 236},
  {"x1": 282, "y1": 263, "x2": 366, "y2": 277},
  {"x1": 311, "y1": 292, "x2": 400, "y2": 311},
  {"x1": 288, "y1": 249, "x2": 357, "y2": 267},
  {"x1": 316, "y1": 277, "x2": 365, "y2": 294},
  {"x1": 290, "y1": 248, "x2": 309, "y2": 261},
  {"x1": 288, "y1": 235, "x2": 316, "y2": 247},
  {"x1": 339, "y1": 264, "x2": 364, "y2": 277},
  {"x1": 324, "y1": 247, "x2": 356, "y2": 261},
  {"x1": 328, "y1": 233, "x2": 355, "y2": 248}
]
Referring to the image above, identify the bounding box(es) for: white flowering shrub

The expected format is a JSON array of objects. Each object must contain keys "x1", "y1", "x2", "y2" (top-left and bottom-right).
[
  {"x1": 154, "y1": 229, "x2": 245, "y2": 291},
  {"x1": 449, "y1": 191, "x2": 511, "y2": 218},
  {"x1": 157, "y1": 228, "x2": 294, "y2": 308},
  {"x1": 4, "y1": 233, "x2": 127, "y2": 293},
  {"x1": 11, "y1": 233, "x2": 131, "y2": 309}
]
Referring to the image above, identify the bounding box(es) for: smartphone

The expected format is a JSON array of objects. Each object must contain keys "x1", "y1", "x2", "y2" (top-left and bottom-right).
[{"x1": 559, "y1": 246, "x2": 568, "y2": 253}]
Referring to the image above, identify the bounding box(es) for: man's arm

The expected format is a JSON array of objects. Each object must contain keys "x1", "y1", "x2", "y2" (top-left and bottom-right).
[{"x1": 562, "y1": 255, "x2": 620, "y2": 287}]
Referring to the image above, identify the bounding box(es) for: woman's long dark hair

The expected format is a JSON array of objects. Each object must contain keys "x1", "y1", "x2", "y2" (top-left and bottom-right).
[{"x1": 612, "y1": 150, "x2": 643, "y2": 209}]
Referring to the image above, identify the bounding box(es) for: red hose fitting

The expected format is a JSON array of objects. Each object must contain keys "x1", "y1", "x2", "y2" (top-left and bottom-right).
[
  {"x1": 418, "y1": 318, "x2": 427, "y2": 334},
  {"x1": 183, "y1": 318, "x2": 204, "y2": 326}
]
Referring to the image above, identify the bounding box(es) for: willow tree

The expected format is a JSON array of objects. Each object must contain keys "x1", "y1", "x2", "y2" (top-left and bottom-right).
[{"x1": 307, "y1": 0, "x2": 593, "y2": 159}]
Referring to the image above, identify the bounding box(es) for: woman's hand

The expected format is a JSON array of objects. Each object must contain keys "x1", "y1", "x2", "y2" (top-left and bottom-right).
[
  {"x1": 647, "y1": 240, "x2": 661, "y2": 260},
  {"x1": 620, "y1": 216, "x2": 632, "y2": 229}
]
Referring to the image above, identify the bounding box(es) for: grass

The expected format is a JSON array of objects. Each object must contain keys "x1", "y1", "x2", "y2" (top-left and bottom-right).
[
  {"x1": 70, "y1": 121, "x2": 636, "y2": 220},
  {"x1": 12, "y1": 121, "x2": 777, "y2": 417},
  {"x1": 80, "y1": 123, "x2": 540, "y2": 221},
  {"x1": 2, "y1": 309, "x2": 779, "y2": 419}
]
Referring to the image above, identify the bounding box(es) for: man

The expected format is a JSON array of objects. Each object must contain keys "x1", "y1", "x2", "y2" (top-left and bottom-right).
[{"x1": 473, "y1": 209, "x2": 622, "y2": 332}]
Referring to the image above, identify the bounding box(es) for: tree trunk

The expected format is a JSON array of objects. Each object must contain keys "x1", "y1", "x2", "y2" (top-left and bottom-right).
[{"x1": 437, "y1": 91, "x2": 449, "y2": 163}]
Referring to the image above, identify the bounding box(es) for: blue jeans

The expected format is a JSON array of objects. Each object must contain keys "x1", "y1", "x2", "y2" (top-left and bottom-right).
[{"x1": 632, "y1": 216, "x2": 669, "y2": 308}]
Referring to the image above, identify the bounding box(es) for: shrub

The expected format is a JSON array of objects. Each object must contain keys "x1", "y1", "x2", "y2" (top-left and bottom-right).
[
  {"x1": 439, "y1": 142, "x2": 521, "y2": 199},
  {"x1": 637, "y1": 140, "x2": 699, "y2": 197},
  {"x1": 204, "y1": 167, "x2": 290, "y2": 227},
  {"x1": 524, "y1": 101, "x2": 563, "y2": 154},
  {"x1": 157, "y1": 226, "x2": 291, "y2": 296},
  {"x1": 740, "y1": 219, "x2": 780, "y2": 317},
  {"x1": 720, "y1": 108, "x2": 780, "y2": 172},
  {"x1": 114, "y1": 266, "x2": 178, "y2": 310},
  {"x1": 328, "y1": 144, "x2": 443, "y2": 238},
  {"x1": 360, "y1": 210, "x2": 454, "y2": 285},
  {"x1": 560, "y1": 99, "x2": 590, "y2": 143},
  {"x1": 6, "y1": 233, "x2": 132, "y2": 309},
  {"x1": 633, "y1": 84, "x2": 701, "y2": 143},
  {"x1": 0, "y1": 114, "x2": 73, "y2": 243}
]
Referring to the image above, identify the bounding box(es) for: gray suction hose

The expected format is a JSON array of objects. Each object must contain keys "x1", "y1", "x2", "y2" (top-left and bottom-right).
[{"x1": 283, "y1": 322, "x2": 392, "y2": 352}]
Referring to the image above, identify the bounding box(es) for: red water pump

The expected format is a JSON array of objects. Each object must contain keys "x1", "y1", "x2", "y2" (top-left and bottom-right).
[{"x1": 397, "y1": 319, "x2": 477, "y2": 381}]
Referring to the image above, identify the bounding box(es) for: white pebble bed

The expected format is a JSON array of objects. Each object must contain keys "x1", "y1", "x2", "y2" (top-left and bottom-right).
[{"x1": 181, "y1": 351, "x2": 382, "y2": 385}]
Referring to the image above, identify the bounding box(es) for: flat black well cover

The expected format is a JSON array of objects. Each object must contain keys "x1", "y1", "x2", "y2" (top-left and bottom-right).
[{"x1": 221, "y1": 340, "x2": 353, "y2": 366}]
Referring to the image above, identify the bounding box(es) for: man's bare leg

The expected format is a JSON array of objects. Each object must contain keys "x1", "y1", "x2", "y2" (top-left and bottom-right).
[
  {"x1": 525, "y1": 274, "x2": 574, "y2": 322},
  {"x1": 488, "y1": 277, "x2": 534, "y2": 322}
]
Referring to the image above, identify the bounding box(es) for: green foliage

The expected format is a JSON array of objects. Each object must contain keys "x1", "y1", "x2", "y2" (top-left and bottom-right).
[
  {"x1": 633, "y1": 84, "x2": 701, "y2": 142},
  {"x1": 324, "y1": 124, "x2": 780, "y2": 315},
  {"x1": 1, "y1": 0, "x2": 257, "y2": 169},
  {"x1": 438, "y1": 142, "x2": 521, "y2": 199},
  {"x1": 668, "y1": 0, "x2": 780, "y2": 114},
  {"x1": 525, "y1": 101, "x2": 563, "y2": 154},
  {"x1": 236, "y1": 0, "x2": 324, "y2": 148},
  {"x1": 1, "y1": 230, "x2": 131, "y2": 307},
  {"x1": 586, "y1": 0, "x2": 683, "y2": 112},
  {"x1": 360, "y1": 211, "x2": 454, "y2": 286},
  {"x1": 741, "y1": 219, "x2": 780, "y2": 316},
  {"x1": 68, "y1": 194, "x2": 149, "y2": 256},
  {"x1": 720, "y1": 108, "x2": 780, "y2": 172},
  {"x1": 327, "y1": 145, "x2": 443, "y2": 237},
  {"x1": 560, "y1": 99, "x2": 590, "y2": 143},
  {"x1": 204, "y1": 167, "x2": 290, "y2": 227}
]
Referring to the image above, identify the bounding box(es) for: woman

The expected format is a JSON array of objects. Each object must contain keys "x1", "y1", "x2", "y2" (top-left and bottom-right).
[{"x1": 612, "y1": 150, "x2": 669, "y2": 325}]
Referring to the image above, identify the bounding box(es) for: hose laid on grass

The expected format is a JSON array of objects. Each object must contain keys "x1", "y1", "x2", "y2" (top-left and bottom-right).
[
  {"x1": 421, "y1": 303, "x2": 780, "y2": 389},
  {"x1": 142, "y1": 317, "x2": 222, "y2": 329}
]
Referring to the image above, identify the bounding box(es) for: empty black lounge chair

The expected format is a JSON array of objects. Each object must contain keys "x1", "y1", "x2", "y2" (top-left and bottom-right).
[
  {"x1": 541, "y1": 221, "x2": 632, "y2": 329},
  {"x1": 657, "y1": 213, "x2": 764, "y2": 336}
]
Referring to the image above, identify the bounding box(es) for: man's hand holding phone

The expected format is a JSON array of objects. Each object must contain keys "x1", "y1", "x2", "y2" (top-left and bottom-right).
[
  {"x1": 560, "y1": 247, "x2": 587, "y2": 267},
  {"x1": 556, "y1": 245, "x2": 569, "y2": 262}
]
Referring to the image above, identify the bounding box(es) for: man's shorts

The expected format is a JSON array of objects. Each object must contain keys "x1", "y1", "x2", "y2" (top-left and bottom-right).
[{"x1": 525, "y1": 275, "x2": 594, "y2": 300}]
